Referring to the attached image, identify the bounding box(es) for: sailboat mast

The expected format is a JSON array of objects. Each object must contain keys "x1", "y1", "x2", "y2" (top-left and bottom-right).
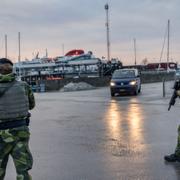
[
  {"x1": 167, "y1": 19, "x2": 170, "y2": 71},
  {"x1": 62, "y1": 44, "x2": 64, "y2": 56},
  {"x1": 18, "y1": 32, "x2": 21, "y2": 62},
  {"x1": 134, "y1": 38, "x2": 137, "y2": 66},
  {"x1": 5, "y1": 34, "x2": 7, "y2": 58}
]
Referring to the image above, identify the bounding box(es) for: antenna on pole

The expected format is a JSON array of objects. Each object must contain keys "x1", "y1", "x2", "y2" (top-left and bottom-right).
[
  {"x1": 134, "y1": 38, "x2": 137, "y2": 66},
  {"x1": 5, "y1": 34, "x2": 7, "y2": 58},
  {"x1": 105, "y1": 3, "x2": 110, "y2": 61}
]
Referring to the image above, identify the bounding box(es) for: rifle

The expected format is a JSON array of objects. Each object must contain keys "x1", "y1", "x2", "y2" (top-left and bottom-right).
[{"x1": 168, "y1": 79, "x2": 180, "y2": 111}]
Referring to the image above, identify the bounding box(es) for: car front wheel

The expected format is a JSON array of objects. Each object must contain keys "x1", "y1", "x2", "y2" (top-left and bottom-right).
[
  {"x1": 134, "y1": 88, "x2": 138, "y2": 95},
  {"x1": 111, "y1": 91, "x2": 115, "y2": 97}
]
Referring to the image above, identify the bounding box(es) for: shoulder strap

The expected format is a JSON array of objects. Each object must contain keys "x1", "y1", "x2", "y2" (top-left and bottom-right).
[{"x1": 0, "y1": 81, "x2": 16, "y2": 98}]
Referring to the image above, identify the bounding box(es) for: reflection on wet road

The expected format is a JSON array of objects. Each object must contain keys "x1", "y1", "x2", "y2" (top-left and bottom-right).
[
  {"x1": 127, "y1": 98, "x2": 145, "y2": 145},
  {"x1": 104, "y1": 98, "x2": 147, "y2": 163},
  {"x1": 106, "y1": 100, "x2": 122, "y2": 140}
]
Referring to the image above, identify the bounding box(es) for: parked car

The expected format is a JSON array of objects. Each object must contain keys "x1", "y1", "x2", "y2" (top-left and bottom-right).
[{"x1": 110, "y1": 68, "x2": 141, "y2": 96}]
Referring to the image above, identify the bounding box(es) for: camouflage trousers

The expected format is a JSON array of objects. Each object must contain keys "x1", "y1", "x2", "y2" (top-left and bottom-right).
[
  {"x1": 0, "y1": 126, "x2": 33, "y2": 180},
  {"x1": 175, "y1": 125, "x2": 180, "y2": 156}
]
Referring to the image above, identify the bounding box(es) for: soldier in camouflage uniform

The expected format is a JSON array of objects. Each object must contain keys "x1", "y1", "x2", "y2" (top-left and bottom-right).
[
  {"x1": 164, "y1": 90, "x2": 180, "y2": 162},
  {"x1": 0, "y1": 58, "x2": 35, "y2": 179}
]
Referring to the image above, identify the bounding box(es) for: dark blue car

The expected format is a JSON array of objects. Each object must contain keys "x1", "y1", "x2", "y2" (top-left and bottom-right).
[{"x1": 110, "y1": 69, "x2": 141, "y2": 96}]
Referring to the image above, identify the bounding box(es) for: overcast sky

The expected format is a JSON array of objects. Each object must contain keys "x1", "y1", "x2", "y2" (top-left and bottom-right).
[{"x1": 0, "y1": 0, "x2": 180, "y2": 65}]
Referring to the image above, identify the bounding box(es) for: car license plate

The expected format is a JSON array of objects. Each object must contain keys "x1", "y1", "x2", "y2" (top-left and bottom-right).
[{"x1": 120, "y1": 89, "x2": 125, "y2": 92}]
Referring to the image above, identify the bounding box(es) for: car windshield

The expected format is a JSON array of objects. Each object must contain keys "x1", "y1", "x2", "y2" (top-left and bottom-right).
[
  {"x1": 176, "y1": 70, "x2": 180, "y2": 75},
  {"x1": 112, "y1": 70, "x2": 135, "y2": 79}
]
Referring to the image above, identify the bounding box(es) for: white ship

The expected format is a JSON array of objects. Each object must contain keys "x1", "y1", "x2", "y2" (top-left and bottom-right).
[{"x1": 14, "y1": 49, "x2": 102, "y2": 78}]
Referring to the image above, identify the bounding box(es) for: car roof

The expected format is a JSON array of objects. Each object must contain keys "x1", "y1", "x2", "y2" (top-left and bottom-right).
[{"x1": 113, "y1": 68, "x2": 139, "y2": 77}]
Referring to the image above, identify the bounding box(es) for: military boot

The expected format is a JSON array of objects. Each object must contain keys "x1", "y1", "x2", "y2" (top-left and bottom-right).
[{"x1": 164, "y1": 154, "x2": 180, "y2": 162}]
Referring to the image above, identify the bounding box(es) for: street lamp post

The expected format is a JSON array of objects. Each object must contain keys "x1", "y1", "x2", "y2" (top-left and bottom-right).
[{"x1": 105, "y1": 3, "x2": 110, "y2": 61}]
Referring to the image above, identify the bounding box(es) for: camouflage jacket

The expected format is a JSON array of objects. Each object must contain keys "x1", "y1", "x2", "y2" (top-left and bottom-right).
[{"x1": 0, "y1": 74, "x2": 35, "y2": 142}]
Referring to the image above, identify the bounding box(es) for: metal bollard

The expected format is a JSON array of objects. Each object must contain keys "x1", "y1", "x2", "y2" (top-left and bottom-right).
[{"x1": 163, "y1": 79, "x2": 165, "y2": 97}]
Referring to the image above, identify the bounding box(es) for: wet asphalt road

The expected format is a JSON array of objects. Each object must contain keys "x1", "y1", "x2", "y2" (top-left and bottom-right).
[{"x1": 5, "y1": 81, "x2": 180, "y2": 180}]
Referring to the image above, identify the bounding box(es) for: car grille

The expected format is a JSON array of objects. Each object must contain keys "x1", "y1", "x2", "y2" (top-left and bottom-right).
[{"x1": 116, "y1": 82, "x2": 129, "y2": 86}]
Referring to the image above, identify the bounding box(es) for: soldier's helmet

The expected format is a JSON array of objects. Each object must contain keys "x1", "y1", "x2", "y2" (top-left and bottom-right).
[
  {"x1": 0, "y1": 58, "x2": 13, "y2": 66},
  {"x1": 0, "y1": 58, "x2": 13, "y2": 74}
]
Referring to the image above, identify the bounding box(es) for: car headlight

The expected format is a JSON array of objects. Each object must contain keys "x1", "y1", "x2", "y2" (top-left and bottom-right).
[
  {"x1": 110, "y1": 82, "x2": 116, "y2": 86},
  {"x1": 129, "y1": 80, "x2": 137, "y2": 85}
]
